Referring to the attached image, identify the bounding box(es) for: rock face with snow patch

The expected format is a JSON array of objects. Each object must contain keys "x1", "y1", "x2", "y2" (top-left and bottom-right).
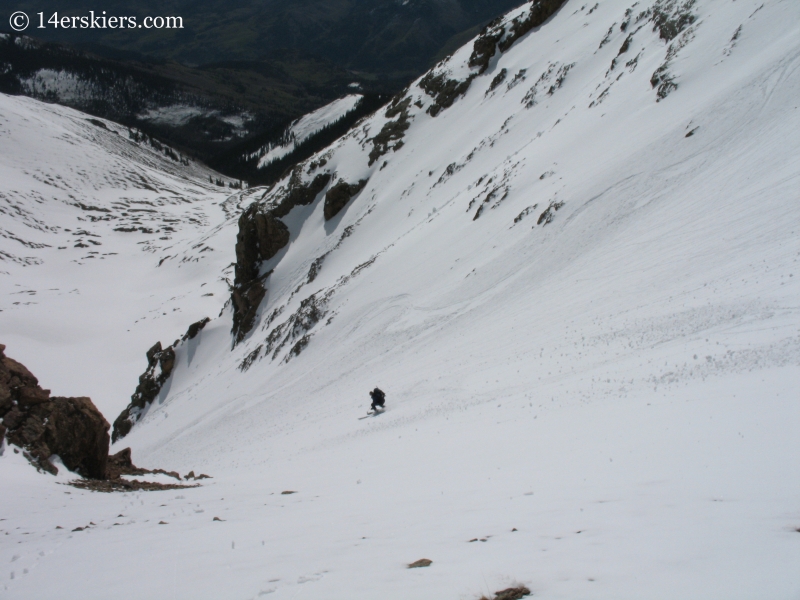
[
  {"x1": 324, "y1": 179, "x2": 368, "y2": 220},
  {"x1": 112, "y1": 318, "x2": 210, "y2": 442},
  {"x1": 112, "y1": 342, "x2": 175, "y2": 442},
  {"x1": 234, "y1": 201, "x2": 285, "y2": 285},
  {"x1": 111, "y1": 341, "x2": 175, "y2": 443},
  {"x1": 231, "y1": 170, "x2": 336, "y2": 341},
  {"x1": 0, "y1": 344, "x2": 110, "y2": 478},
  {"x1": 232, "y1": 203, "x2": 289, "y2": 341},
  {"x1": 470, "y1": 0, "x2": 568, "y2": 73}
]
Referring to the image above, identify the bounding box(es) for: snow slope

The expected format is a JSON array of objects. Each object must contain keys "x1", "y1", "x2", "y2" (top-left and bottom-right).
[
  {"x1": 0, "y1": 93, "x2": 245, "y2": 416},
  {"x1": 254, "y1": 94, "x2": 363, "y2": 168},
  {"x1": 3, "y1": 0, "x2": 800, "y2": 598}
]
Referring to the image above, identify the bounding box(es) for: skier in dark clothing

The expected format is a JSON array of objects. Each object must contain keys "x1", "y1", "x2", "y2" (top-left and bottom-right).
[{"x1": 369, "y1": 387, "x2": 386, "y2": 412}]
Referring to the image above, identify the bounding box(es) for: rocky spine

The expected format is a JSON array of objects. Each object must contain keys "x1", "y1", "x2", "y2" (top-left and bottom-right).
[{"x1": 112, "y1": 317, "x2": 209, "y2": 442}]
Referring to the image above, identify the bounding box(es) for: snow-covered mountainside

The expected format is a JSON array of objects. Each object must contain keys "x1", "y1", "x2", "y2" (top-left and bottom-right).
[
  {"x1": 253, "y1": 94, "x2": 363, "y2": 168},
  {"x1": 0, "y1": 93, "x2": 244, "y2": 417},
  {"x1": 3, "y1": 0, "x2": 800, "y2": 598}
]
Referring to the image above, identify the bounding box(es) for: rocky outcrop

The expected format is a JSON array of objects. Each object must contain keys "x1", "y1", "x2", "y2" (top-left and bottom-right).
[
  {"x1": 0, "y1": 344, "x2": 202, "y2": 486},
  {"x1": 234, "y1": 203, "x2": 291, "y2": 286},
  {"x1": 469, "y1": 21, "x2": 505, "y2": 74},
  {"x1": 105, "y1": 447, "x2": 178, "y2": 481},
  {"x1": 469, "y1": 0, "x2": 568, "y2": 73},
  {"x1": 235, "y1": 172, "x2": 331, "y2": 287},
  {"x1": 232, "y1": 170, "x2": 333, "y2": 342},
  {"x1": 421, "y1": 0, "x2": 567, "y2": 118},
  {"x1": 20, "y1": 397, "x2": 110, "y2": 478},
  {"x1": 232, "y1": 201, "x2": 288, "y2": 342},
  {"x1": 232, "y1": 276, "x2": 268, "y2": 344},
  {"x1": 0, "y1": 344, "x2": 110, "y2": 478},
  {"x1": 419, "y1": 72, "x2": 477, "y2": 117},
  {"x1": 111, "y1": 341, "x2": 174, "y2": 443},
  {"x1": 105, "y1": 447, "x2": 146, "y2": 479},
  {"x1": 324, "y1": 179, "x2": 368, "y2": 220},
  {"x1": 184, "y1": 316, "x2": 210, "y2": 341},
  {"x1": 369, "y1": 100, "x2": 411, "y2": 160},
  {"x1": 112, "y1": 317, "x2": 209, "y2": 442},
  {"x1": 273, "y1": 171, "x2": 332, "y2": 218}
]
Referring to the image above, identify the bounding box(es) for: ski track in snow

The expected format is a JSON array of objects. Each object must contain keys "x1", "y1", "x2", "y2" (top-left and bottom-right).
[{"x1": 2, "y1": 0, "x2": 800, "y2": 598}]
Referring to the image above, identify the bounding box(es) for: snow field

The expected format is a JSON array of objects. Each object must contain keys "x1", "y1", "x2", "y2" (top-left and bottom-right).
[
  {"x1": 2, "y1": 368, "x2": 798, "y2": 599},
  {"x1": 2, "y1": 0, "x2": 800, "y2": 597}
]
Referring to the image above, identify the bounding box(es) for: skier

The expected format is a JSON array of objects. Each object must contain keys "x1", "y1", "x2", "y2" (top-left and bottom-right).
[{"x1": 369, "y1": 387, "x2": 386, "y2": 412}]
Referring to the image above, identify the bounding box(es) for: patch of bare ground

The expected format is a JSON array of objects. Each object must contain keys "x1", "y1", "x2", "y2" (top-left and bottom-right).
[
  {"x1": 67, "y1": 479, "x2": 199, "y2": 492},
  {"x1": 66, "y1": 447, "x2": 209, "y2": 492},
  {"x1": 479, "y1": 586, "x2": 531, "y2": 600}
]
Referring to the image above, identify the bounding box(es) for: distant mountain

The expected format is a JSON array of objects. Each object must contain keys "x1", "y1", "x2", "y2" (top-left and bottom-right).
[
  {"x1": 11, "y1": 0, "x2": 524, "y2": 78},
  {"x1": 0, "y1": 34, "x2": 398, "y2": 180},
  {"x1": 1, "y1": 0, "x2": 526, "y2": 180}
]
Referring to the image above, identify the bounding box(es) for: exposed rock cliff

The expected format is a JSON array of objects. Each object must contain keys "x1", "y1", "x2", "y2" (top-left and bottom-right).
[
  {"x1": 231, "y1": 170, "x2": 339, "y2": 342},
  {"x1": 0, "y1": 344, "x2": 109, "y2": 478},
  {"x1": 112, "y1": 317, "x2": 209, "y2": 442}
]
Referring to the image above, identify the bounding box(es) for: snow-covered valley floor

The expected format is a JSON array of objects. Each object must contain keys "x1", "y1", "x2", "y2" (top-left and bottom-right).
[
  {"x1": 0, "y1": 94, "x2": 244, "y2": 417},
  {"x1": 2, "y1": 0, "x2": 800, "y2": 598}
]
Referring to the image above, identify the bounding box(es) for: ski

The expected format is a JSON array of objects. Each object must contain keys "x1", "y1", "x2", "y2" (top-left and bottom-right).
[{"x1": 358, "y1": 409, "x2": 385, "y2": 420}]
